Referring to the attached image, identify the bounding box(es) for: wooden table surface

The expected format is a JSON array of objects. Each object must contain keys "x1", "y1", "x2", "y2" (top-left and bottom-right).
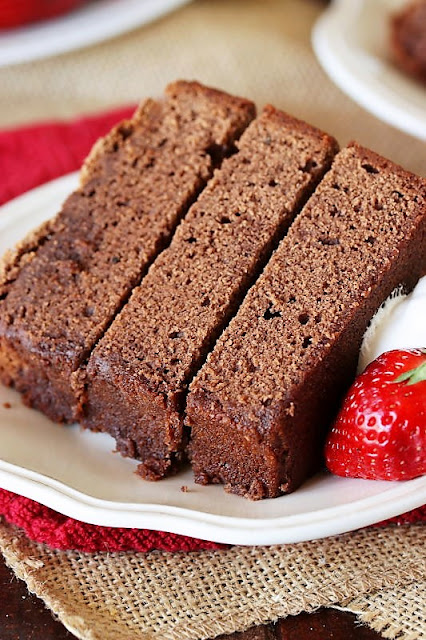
[{"x1": 1, "y1": 552, "x2": 383, "y2": 640}]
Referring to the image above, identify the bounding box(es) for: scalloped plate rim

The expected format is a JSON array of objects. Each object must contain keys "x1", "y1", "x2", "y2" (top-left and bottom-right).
[{"x1": 312, "y1": 0, "x2": 426, "y2": 140}]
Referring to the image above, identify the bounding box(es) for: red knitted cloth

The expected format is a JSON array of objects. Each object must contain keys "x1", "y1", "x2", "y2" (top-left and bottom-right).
[
  {"x1": 0, "y1": 108, "x2": 424, "y2": 552},
  {"x1": 0, "y1": 105, "x2": 135, "y2": 205}
]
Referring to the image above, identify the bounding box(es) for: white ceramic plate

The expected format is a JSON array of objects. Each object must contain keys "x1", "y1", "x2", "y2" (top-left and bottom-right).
[
  {"x1": 0, "y1": 174, "x2": 425, "y2": 546},
  {"x1": 0, "y1": 0, "x2": 191, "y2": 67},
  {"x1": 312, "y1": 0, "x2": 426, "y2": 140}
]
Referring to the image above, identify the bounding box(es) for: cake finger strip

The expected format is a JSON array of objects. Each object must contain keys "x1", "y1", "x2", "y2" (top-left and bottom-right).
[{"x1": 0, "y1": 81, "x2": 255, "y2": 423}]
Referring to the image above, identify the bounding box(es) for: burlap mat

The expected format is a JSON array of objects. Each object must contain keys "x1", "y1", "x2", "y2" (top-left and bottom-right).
[
  {"x1": 336, "y1": 580, "x2": 426, "y2": 640},
  {"x1": 1, "y1": 0, "x2": 426, "y2": 638},
  {"x1": 1, "y1": 519, "x2": 425, "y2": 640}
]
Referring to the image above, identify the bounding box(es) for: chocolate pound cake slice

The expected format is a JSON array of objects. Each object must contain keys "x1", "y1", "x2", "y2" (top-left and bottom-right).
[
  {"x1": 186, "y1": 143, "x2": 426, "y2": 499},
  {"x1": 0, "y1": 81, "x2": 255, "y2": 423},
  {"x1": 82, "y1": 107, "x2": 338, "y2": 479}
]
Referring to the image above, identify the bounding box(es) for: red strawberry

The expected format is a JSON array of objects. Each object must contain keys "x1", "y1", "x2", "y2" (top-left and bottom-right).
[{"x1": 325, "y1": 349, "x2": 426, "y2": 481}]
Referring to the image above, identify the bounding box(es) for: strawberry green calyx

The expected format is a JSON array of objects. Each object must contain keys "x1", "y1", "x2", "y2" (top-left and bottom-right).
[{"x1": 395, "y1": 361, "x2": 426, "y2": 385}]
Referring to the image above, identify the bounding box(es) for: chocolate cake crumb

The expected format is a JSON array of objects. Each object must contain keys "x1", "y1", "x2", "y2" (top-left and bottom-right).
[
  {"x1": 187, "y1": 143, "x2": 426, "y2": 499},
  {"x1": 82, "y1": 107, "x2": 338, "y2": 480},
  {"x1": 0, "y1": 81, "x2": 255, "y2": 423}
]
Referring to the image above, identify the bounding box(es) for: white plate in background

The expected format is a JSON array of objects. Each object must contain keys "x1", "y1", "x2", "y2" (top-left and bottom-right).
[
  {"x1": 0, "y1": 175, "x2": 425, "y2": 546},
  {"x1": 312, "y1": 0, "x2": 426, "y2": 140},
  {"x1": 0, "y1": 0, "x2": 191, "y2": 67}
]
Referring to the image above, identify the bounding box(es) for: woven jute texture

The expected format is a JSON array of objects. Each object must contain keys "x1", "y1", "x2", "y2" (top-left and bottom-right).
[
  {"x1": 335, "y1": 579, "x2": 426, "y2": 640},
  {"x1": 1, "y1": 519, "x2": 425, "y2": 640}
]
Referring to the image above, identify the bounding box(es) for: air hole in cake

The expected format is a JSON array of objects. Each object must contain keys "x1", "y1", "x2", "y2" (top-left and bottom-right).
[
  {"x1": 87, "y1": 189, "x2": 96, "y2": 198},
  {"x1": 247, "y1": 361, "x2": 258, "y2": 373},
  {"x1": 373, "y1": 198, "x2": 383, "y2": 211},
  {"x1": 118, "y1": 124, "x2": 133, "y2": 141},
  {"x1": 300, "y1": 159, "x2": 318, "y2": 173},
  {"x1": 168, "y1": 171, "x2": 175, "y2": 177},
  {"x1": 234, "y1": 212, "x2": 241, "y2": 217},
  {"x1": 171, "y1": 358, "x2": 181, "y2": 366},
  {"x1": 242, "y1": 157, "x2": 251, "y2": 165},
  {"x1": 206, "y1": 143, "x2": 230, "y2": 166},
  {"x1": 110, "y1": 256, "x2": 120, "y2": 264},
  {"x1": 263, "y1": 304, "x2": 281, "y2": 320},
  {"x1": 314, "y1": 313, "x2": 322, "y2": 323},
  {"x1": 84, "y1": 306, "x2": 94, "y2": 317},
  {"x1": 158, "y1": 138, "x2": 168, "y2": 148},
  {"x1": 201, "y1": 297, "x2": 210, "y2": 307},
  {"x1": 131, "y1": 158, "x2": 138, "y2": 168},
  {"x1": 298, "y1": 312, "x2": 309, "y2": 325},
  {"x1": 361, "y1": 163, "x2": 379, "y2": 174},
  {"x1": 332, "y1": 183, "x2": 341, "y2": 190},
  {"x1": 220, "y1": 216, "x2": 231, "y2": 224},
  {"x1": 116, "y1": 201, "x2": 129, "y2": 208},
  {"x1": 302, "y1": 336, "x2": 312, "y2": 349},
  {"x1": 169, "y1": 331, "x2": 184, "y2": 339},
  {"x1": 269, "y1": 179, "x2": 278, "y2": 187},
  {"x1": 349, "y1": 224, "x2": 356, "y2": 230},
  {"x1": 365, "y1": 235, "x2": 376, "y2": 245},
  {"x1": 319, "y1": 236, "x2": 340, "y2": 246},
  {"x1": 185, "y1": 237, "x2": 197, "y2": 244},
  {"x1": 289, "y1": 295, "x2": 296, "y2": 303},
  {"x1": 392, "y1": 190, "x2": 404, "y2": 200}
]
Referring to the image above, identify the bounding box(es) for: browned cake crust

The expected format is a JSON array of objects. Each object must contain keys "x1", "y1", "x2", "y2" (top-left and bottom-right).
[
  {"x1": 82, "y1": 107, "x2": 338, "y2": 480},
  {"x1": 186, "y1": 143, "x2": 426, "y2": 499},
  {"x1": 391, "y1": 0, "x2": 426, "y2": 84},
  {"x1": 0, "y1": 81, "x2": 255, "y2": 423}
]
